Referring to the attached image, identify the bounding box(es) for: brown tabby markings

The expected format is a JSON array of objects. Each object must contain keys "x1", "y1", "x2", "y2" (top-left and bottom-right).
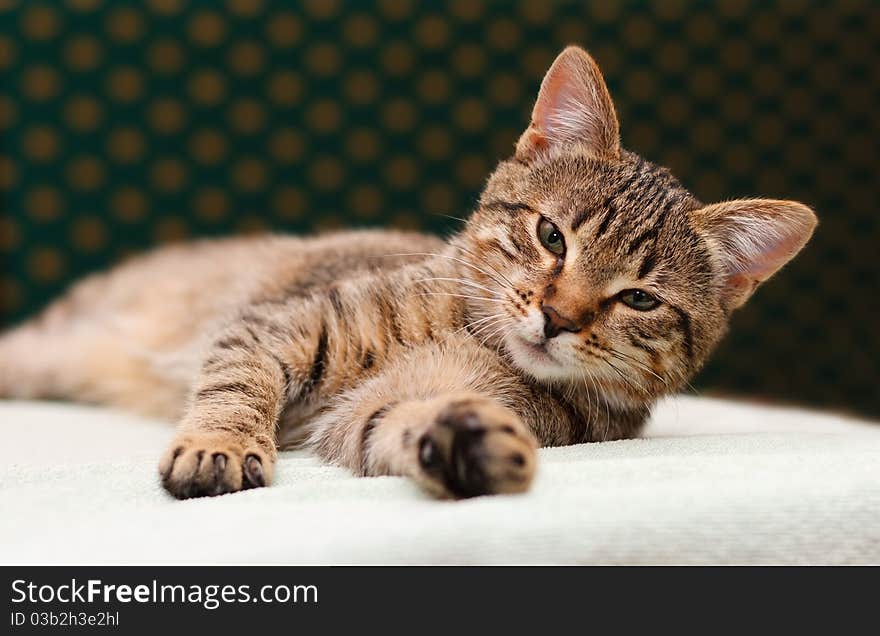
[{"x1": 0, "y1": 47, "x2": 816, "y2": 500}]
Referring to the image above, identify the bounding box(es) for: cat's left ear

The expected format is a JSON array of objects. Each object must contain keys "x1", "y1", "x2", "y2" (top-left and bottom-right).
[
  {"x1": 516, "y1": 46, "x2": 620, "y2": 162},
  {"x1": 694, "y1": 199, "x2": 818, "y2": 310}
]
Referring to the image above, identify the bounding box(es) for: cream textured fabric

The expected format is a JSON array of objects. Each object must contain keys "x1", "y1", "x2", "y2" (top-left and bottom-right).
[{"x1": 1, "y1": 396, "x2": 878, "y2": 564}]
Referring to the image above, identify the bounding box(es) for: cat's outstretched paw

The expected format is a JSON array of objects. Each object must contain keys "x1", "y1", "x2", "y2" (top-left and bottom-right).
[
  {"x1": 417, "y1": 399, "x2": 538, "y2": 498},
  {"x1": 159, "y1": 431, "x2": 274, "y2": 499}
]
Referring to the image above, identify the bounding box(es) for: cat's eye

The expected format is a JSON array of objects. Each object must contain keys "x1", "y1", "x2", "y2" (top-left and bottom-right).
[
  {"x1": 618, "y1": 289, "x2": 660, "y2": 311},
  {"x1": 537, "y1": 219, "x2": 565, "y2": 256}
]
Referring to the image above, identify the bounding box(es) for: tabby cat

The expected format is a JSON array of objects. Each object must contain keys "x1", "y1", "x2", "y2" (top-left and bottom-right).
[{"x1": 0, "y1": 47, "x2": 816, "y2": 499}]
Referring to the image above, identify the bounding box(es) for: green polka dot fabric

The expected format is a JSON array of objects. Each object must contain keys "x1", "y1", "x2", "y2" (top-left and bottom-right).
[{"x1": 1, "y1": 0, "x2": 878, "y2": 417}]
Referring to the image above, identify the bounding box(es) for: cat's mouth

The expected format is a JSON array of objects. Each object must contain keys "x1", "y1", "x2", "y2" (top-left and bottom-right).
[{"x1": 505, "y1": 333, "x2": 567, "y2": 378}]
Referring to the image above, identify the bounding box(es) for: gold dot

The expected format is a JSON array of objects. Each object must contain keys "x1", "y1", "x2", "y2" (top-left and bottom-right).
[
  {"x1": 519, "y1": 0, "x2": 554, "y2": 24},
  {"x1": 148, "y1": 97, "x2": 187, "y2": 134},
  {"x1": 150, "y1": 157, "x2": 188, "y2": 192},
  {"x1": 521, "y1": 47, "x2": 553, "y2": 78},
  {"x1": 488, "y1": 73, "x2": 521, "y2": 106},
  {"x1": 384, "y1": 155, "x2": 418, "y2": 190},
  {"x1": 0, "y1": 36, "x2": 17, "y2": 70},
  {"x1": 22, "y1": 126, "x2": 61, "y2": 162},
  {"x1": 721, "y1": 91, "x2": 752, "y2": 123},
  {"x1": 0, "y1": 217, "x2": 21, "y2": 250},
  {"x1": 66, "y1": 0, "x2": 103, "y2": 11},
  {"x1": 154, "y1": 217, "x2": 190, "y2": 243},
  {"x1": 452, "y1": 44, "x2": 486, "y2": 78},
  {"x1": 723, "y1": 144, "x2": 753, "y2": 175},
  {"x1": 106, "y1": 6, "x2": 144, "y2": 43},
  {"x1": 453, "y1": 98, "x2": 488, "y2": 133},
  {"x1": 272, "y1": 186, "x2": 306, "y2": 221},
  {"x1": 421, "y1": 182, "x2": 455, "y2": 215},
  {"x1": 308, "y1": 155, "x2": 344, "y2": 190},
  {"x1": 623, "y1": 16, "x2": 656, "y2": 49},
  {"x1": 0, "y1": 96, "x2": 16, "y2": 129},
  {"x1": 455, "y1": 154, "x2": 488, "y2": 189},
  {"x1": 232, "y1": 157, "x2": 269, "y2": 192},
  {"x1": 344, "y1": 70, "x2": 379, "y2": 105},
  {"x1": 417, "y1": 70, "x2": 451, "y2": 104},
  {"x1": 28, "y1": 247, "x2": 65, "y2": 283},
  {"x1": 391, "y1": 211, "x2": 420, "y2": 231},
  {"x1": 381, "y1": 41, "x2": 414, "y2": 76},
  {"x1": 266, "y1": 12, "x2": 302, "y2": 48},
  {"x1": 487, "y1": 18, "x2": 520, "y2": 51},
  {"x1": 66, "y1": 155, "x2": 106, "y2": 191},
  {"x1": 193, "y1": 187, "x2": 229, "y2": 222},
  {"x1": 106, "y1": 67, "x2": 145, "y2": 102},
  {"x1": 554, "y1": 21, "x2": 588, "y2": 45},
  {"x1": 22, "y1": 65, "x2": 61, "y2": 101},
  {"x1": 227, "y1": 98, "x2": 266, "y2": 134},
  {"x1": 268, "y1": 127, "x2": 305, "y2": 163},
  {"x1": 416, "y1": 15, "x2": 450, "y2": 49},
  {"x1": 305, "y1": 98, "x2": 341, "y2": 133},
  {"x1": 343, "y1": 14, "x2": 378, "y2": 48},
  {"x1": 0, "y1": 156, "x2": 17, "y2": 189},
  {"x1": 378, "y1": 0, "x2": 413, "y2": 21},
  {"x1": 147, "y1": 0, "x2": 184, "y2": 16},
  {"x1": 654, "y1": 0, "x2": 687, "y2": 21},
  {"x1": 305, "y1": 43, "x2": 341, "y2": 77},
  {"x1": 754, "y1": 114, "x2": 784, "y2": 148},
  {"x1": 71, "y1": 216, "x2": 108, "y2": 252},
  {"x1": 64, "y1": 94, "x2": 103, "y2": 132},
  {"x1": 686, "y1": 13, "x2": 720, "y2": 46},
  {"x1": 694, "y1": 171, "x2": 725, "y2": 201},
  {"x1": 267, "y1": 70, "x2": 302, "y2": 106},
  {"x1": 188, "y1": 69, "x2": 227, "y2": 106},
  {"x1": 107, "y1": 127, "x2": 147, "y2": 163},
  {"x1": 228, "y1": 40, "x2": 265, "y2": 77},
  {"x1": 753, "y1": 65, "x2": 784, "y2": 96},
  {"x1": 302, "y1": 0, "x2": 339, "y2": 19},
  {"x1": 147, "y1": 39, "x2": 185, "y2": 75},
  {"x1": 381, "y1": 98, "x2": 417, "y2": 133},
  {"x1": 348, "y1": 184, "x2": 383, "y2": 219},
  {"x1": 690, "y1": 67, "x2": 721, "y2": 100},
  {"x1": 490, "y1": 128, "x2": 518, "y2": 158},
  {"x1": 25, "y1": 186, "x2": 63, "y2": 221},
  {"x1": 345, "y1": 127, "x2": 381, "y2": 162},
  {"x1": 657, "y1": 95, "x2": 690, "y2": 126},
  {"x1": 691, "y1": 120, "x2": 723, "y2": 153},
  {"x1": 0, "y1": 277, "x2": 22, "y2": 313},
  {"x1": 450, "y1": 0, "x2": 483, "y2": 22},
  {"x1": 624, "y1": 69, "x2": 657, "y2": 103},
  {"x1": 64, "y1": 35, "x2": 103, "y2": 72},
  {"x1": 227, "y1": 0, "x2": 265, "y2": 17},
  {"x1": 110, "y1": 187, "x2": 148, "y2": 222},
  {"x1": 188, "y1": 10, "x2": 226, "y2": 48},
  {"x1": 21, "y1": 4, "x2": 61, "y2": 41},
  {"x1": 418, "y1": 127, "x2": 452, "y2": 160},
  {"x1": 237, "y1": 215, "x2": 269, "y2": 235},
  {"x1": 719, "y1": 39, "x2": 752, "y2": 72}
]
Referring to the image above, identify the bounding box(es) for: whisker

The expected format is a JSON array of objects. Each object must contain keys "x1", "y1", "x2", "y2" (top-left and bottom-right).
[
  {"x1": 416, "y1": 292, "x2": 508, "y2": 305},
  {"x1": 378, "y1": 252, "x2": 511, "y2": 291},
  {"x1": 413, "y1": 277, "x2": 504, "y2": 298},
  {"x1": 454, "y1": 243, "x2": 517, "y2": 290}
]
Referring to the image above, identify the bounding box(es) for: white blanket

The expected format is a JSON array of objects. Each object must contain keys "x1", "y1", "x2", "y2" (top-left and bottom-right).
[{"x1": 1, "y1": 396, "x2": 878, "y2": 564}]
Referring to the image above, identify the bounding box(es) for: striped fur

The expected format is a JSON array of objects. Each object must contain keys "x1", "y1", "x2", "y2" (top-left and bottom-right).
[{"x1": 0, "y1": 47, "x2": 816, "y2": 499}]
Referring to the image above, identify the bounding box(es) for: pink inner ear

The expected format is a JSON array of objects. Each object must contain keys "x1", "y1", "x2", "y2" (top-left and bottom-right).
[
  {"x1": 698, "y1": 200, "x2": 817, "y2": 307},
  {"x1": 519, "y1": 46, "x2": 619, "y2": 159}
]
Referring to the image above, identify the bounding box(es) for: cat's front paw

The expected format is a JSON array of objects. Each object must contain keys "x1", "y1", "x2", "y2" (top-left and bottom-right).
[
  {"x1": 418, "y1": 399, "x2": 538, "y2": 498},
  {"x1": 159, "y1": 431, "x2": 274, "y2": 499}
]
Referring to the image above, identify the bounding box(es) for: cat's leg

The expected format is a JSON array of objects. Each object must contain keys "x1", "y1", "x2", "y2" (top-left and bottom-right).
[{"x1": 308, "y1": 343, "x2": 539, "y2": 498}]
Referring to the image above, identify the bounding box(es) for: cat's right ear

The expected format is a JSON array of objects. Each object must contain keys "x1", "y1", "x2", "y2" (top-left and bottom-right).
[{"x1": 515, "y1": 46, "x2": 621, "y2": 162}]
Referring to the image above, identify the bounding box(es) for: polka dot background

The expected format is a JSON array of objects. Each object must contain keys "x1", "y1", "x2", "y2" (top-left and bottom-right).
[{"x1": 0, "y1": 0, "x2": 878, "y2": 417}]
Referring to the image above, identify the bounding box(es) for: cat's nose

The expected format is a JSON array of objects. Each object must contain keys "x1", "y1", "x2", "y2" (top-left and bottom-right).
[{"x1": 542, "y1": 305, "x2": 581, "y2": 339}]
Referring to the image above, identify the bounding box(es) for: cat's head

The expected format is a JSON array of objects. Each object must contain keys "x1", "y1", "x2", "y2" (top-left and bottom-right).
[{"x1": 458, "y1": 46, "x2": 816, "y2": 406}]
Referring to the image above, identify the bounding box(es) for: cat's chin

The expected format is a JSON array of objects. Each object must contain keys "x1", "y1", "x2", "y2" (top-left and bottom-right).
[{"x1": 504, "y1": 333, "x2": 573, "y2": 382}]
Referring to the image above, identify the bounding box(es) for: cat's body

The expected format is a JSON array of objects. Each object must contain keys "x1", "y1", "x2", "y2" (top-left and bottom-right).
[{"x1": 0, "y1": 47, "x2": 816, "y2": 499}]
